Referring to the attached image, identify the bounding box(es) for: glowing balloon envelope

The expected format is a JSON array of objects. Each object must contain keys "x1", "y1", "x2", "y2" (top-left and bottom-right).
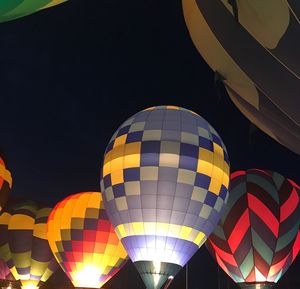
[
  {"x1": 47, "y1": 192, "x2": 128, "y2": 289},
  {"x1": 183, "y1": 0, "x2": 300, "y2": 155},
  {"x1": 0, "y1": 0, "x2": 67, "y2": 23},
  {"x1": 100, "y1": 105, "x2": 230, "y2": 289},
  {"x1": 206, "y1": 169, "x2": 300, "y2": 289},
  {"x1": 0, "y1": 156, "x2": 12, "y2": 211},
  {"x1": 0, "y1": 201, "x2": 58, "y2": 289}
]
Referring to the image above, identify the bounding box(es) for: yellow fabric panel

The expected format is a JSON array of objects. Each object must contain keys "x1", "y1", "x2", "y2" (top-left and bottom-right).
[
  {"x1": 213, "y1": 143, "x2": 224, "y2": 158},
  {"x1": 0, "y1": 212, "x2": 12, "y2": 225},
  {"x1": 166, "y1": 106, "x2": 180, "y2": 110},
  {"x1": 60, "y1": 197, "x2": 76, "y2": 229},
  {"x1": 222, "y1": 168, "x2": 230, "y2": 188},
  {"x1": 113, "y1": 135, "x2": 127, "y2": 148},
  {"x1": 9, "y1": 215, "x2": 34, "y2": 230},
  {"x1": 104, "y1": 244, "x2": 118, "y2": 256},
  {"x1": 124, "y1": 154, "x2": 140, "y2": 169},
  {"x1": 20, "y1": 279, "x2": 39, "y2": 289},
  {"x1": 179, "y1": 226, "x2": 192, "y2": 239},
  {"x1": 41, "y1": 0, "x2": 67, "y2": 9},
  {"x1": 47, "y1": 216, "x2": 58, "y2": 254},
  {"x1": 0, "y1": 164, "x2": 12, "y2": 187},
  {"x1": 194, "y1": 232, "x2": 205, "y2": 246},
  {"x1": 72, "y1": 193, "x2": 90, "y2": 218},
  {"x1": 143, "y1": 107, "x2": 156, "y2": 111},
  {"x1": 221, "y1": 0, "x2": 290, "y2": 49},
  {"x1": 124, "y1": 142, "x2": 141, "y2": 156},
  {"x1": 103, "y1": 160, "x2": 111, "y2": 177},
  {"x1": 116, "y1": 242, "x2": 128, "y2": 259},
  {"x1": 10, "y1": 266, "x2": 19, "y2": 280},
  {"x1": 133, "y1": 222, "x2": 144, "y2": 235},
  {"x1": 30, "y1": 259, "x2": 48, "y2": 276},
  {"x1": 182, "y1": 0, "x2": 260, "y2": 109},
  {"x1": 87, "y1": 192, "x2": 102, "y2": 209},
  {"x1": 110, "y1": 156, "x2": 124, "y2": 174},
  {"x1": 115, "y1": 224, "x2": 126, "y2": 239},
  {"x1": 208, "y1": 178, "x2": 222, "y2": 195},
  {"x1": 111, "y1": 144, "x2": 125, "y2": 160},
  {"x1": 103, "y1": 150, "x2": 112, "y2": 177},
  {"x1": 33, "y1": 223, "x2": 47, "y2": 239},
  {"x1": 111, "y1": 170, "x2": 124, "y2": 186},
  {"x1": 115, "y1": 222, "x2": 206, "y2": 247},
  {"x1": 0, "y1": 243, "x2": 12, "y2": 262},
  {"x1": 36, "y1": 208, "x2": 51, "y2": 219},
  {"x1": 40, "y1": 268, "x2": 53, "y2": 282},
  {"x1": 83, "y1": 252, "x2": 94, "y2": 264},
  {"x1": 200, "y1": 147, "x2": 214, "y2": 162},
  {"x1": 11, "y1": 252, "x2": 31, "y2": 268},
  {"x1": 197, "y1": 160, "x2": 213, "y2": 177}
]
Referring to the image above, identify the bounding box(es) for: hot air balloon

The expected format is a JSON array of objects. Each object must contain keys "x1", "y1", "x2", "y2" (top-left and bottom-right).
[
  {"x1": 206, "y1": 169, "x2": 300, "y2": 289},
  {"x1": 0, "y1": 0, "x2": 68, "y2": 23},
  {"x1": 47, "y1": 192, "x2": 128, "y2": 289},
  {"x1": 0, "y1": 156, "x2": 12, "y2": 211},
  {"x1": 100, "y1": 105, "x2": 230, "y2": 289},
  {"x1": 0, "y1": 201, "x2": 59, "y2": 289},
  {"x1": 182, "y1": 0, "x2": 300, "y2": 155}
]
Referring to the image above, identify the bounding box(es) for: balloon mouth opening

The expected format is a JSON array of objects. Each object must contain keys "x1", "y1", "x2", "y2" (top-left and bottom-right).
[
  {"x1": 21, "y1": 284, "x2": 39, "y2": 289},
  {"x1": 238, "y1": 282, "x2": 274, "y2": 289},
  {"x1": 71, "y1": 264, "x2": 103, "y2": 288}
]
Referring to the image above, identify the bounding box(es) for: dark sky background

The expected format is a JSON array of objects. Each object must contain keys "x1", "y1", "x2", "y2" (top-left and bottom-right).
[{"x1": 0, "y1": 1, "x2": 299, "y2": 289}]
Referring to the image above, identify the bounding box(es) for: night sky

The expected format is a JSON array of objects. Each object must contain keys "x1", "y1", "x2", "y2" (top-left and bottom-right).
[{"x1": 0, "y1": 1, "x2": 299, "y2": 289}]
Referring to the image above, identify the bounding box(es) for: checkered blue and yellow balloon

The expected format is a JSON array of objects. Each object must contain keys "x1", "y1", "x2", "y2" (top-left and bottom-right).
[{"x1": 100, "y1": 105, "x2": 230, "y2": 289}]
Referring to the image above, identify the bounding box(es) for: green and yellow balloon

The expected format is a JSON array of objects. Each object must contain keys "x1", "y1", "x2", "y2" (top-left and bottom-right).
[
  {"x1": 0, "y1": 201, "x2": 59, "y2": 289},
  {"x1": 0, "y1": 0, "x2": 67, "y2": 23}
]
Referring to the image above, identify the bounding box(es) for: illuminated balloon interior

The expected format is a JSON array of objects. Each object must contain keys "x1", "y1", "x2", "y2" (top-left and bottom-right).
[{"x1": 101, "y1": 106, "x2": 230, "y2": 289}]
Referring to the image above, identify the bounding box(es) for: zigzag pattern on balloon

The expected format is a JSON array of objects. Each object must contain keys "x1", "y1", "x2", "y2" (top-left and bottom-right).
[{"x1": 206, "y1": 169, "x2": 300, "y2": 284}]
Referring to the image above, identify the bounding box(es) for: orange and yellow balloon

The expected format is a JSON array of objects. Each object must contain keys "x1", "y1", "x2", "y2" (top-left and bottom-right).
[{"x1": 47, "y1": 192, "x2": 128, "y2": 288}]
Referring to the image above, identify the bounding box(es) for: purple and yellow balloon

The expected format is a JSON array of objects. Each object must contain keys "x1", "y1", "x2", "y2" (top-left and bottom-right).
[{"x1": 101, "y1": 105, "x2": 230, "y2": 289}]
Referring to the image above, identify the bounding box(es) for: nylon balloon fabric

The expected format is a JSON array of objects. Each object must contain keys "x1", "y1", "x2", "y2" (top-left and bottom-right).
[
  {"x1": 0, "y1": 0, "x2": 67, "y2": 23},
  {"x1": 0, "y1": 259, "x2": 13, "y2": 280},
  {"x1": 100, "y1": 105, "x2": 230, "y2": 289},
  {"x1": 183, "y1": 0, "x2": 300, "y2": 155},
  {"x1": 206, "y1": 169, "x2": 300, "y2": 289},
  {"x1": 47, "y1": 192, "x2": 128, "y2": 289},
  {"x1": 0, "y1": 156, "x2": 11, "y2": 211},
  {"x1": 0, "y1": 201, "x2": 58, "y2": 289}
]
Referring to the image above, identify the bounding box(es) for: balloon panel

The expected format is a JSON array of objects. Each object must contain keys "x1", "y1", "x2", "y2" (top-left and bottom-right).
[
  {"x1": 0, "y1": 157, "x2": 12, "y2": 211},
  {"x1": 0, "y1": 259, "x2": 11, "y2": 280},
  {"x1": 47, "y1": 192, "x2": 127, "y2": 289},
  {"x1": 0, "y1": 202, "x2": 58, "y2": 288},
  {"x1": 182, "y1": 0, "x2": 300, "y2": 155},
  {"x1": 0, "y1": 0, "x2": 67, "y2": 23},
  {"x1": 101, "y1": 106, "x2": 230, "y2": 268},
  {"x1": 206, "y1": 169, "x2": 300, "y2": 284}
]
